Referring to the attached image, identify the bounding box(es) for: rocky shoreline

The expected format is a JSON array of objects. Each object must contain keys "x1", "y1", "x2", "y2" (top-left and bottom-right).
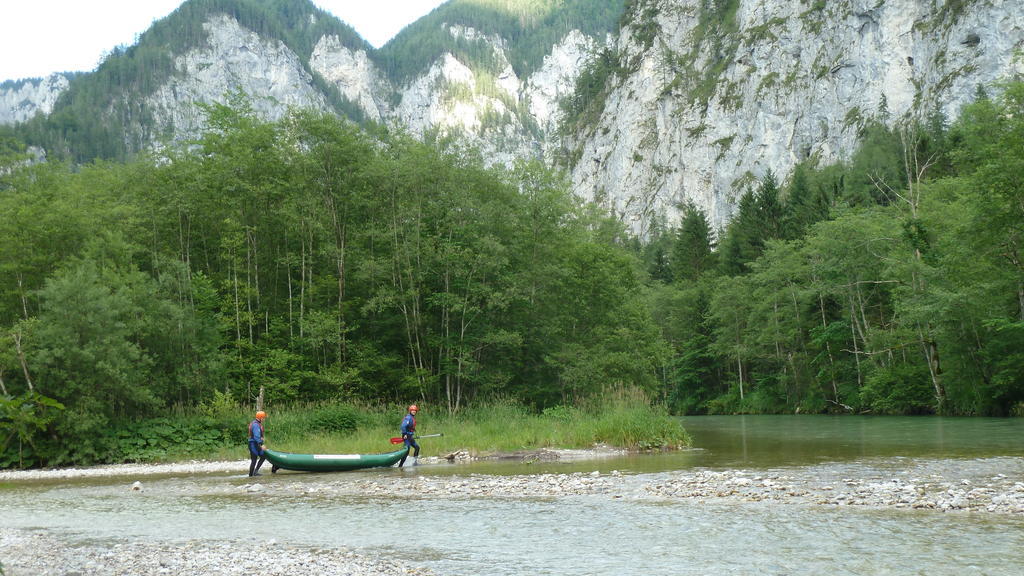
[
  {"x1": 0, "y1": 446, "x2": 626, "y2": 483},
  {"x1": 0, "y1": 529, "x2": 431, "y2": 576},
  {"x1": 2, "y1": 453, "x2": 1022, "y2": 575},
  {"x1": 256, "y1": 457, "x2": 1024, "y2": 515}
]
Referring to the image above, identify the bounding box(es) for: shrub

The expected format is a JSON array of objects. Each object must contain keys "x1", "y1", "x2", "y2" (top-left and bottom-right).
[
  {"x1": 861, "y1": 363, "x2": 935, "y2": 415},
  {"x1": 309, "y1": 404, "x2": 361, "y2": 434}
]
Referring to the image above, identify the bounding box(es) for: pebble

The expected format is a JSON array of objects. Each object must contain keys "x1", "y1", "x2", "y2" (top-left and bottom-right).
[
  {"x1": 2, "y1": 452, "x2": 1022, "y2": 576},
  {"x1": 0, "y1": 530, "x2": 430, "y2": 576},
  {"x1": 641, "y1": 462, "x2": 1024, "y2": 515}
]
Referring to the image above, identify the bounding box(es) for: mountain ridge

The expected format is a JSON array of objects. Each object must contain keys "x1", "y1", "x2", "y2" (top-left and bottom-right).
[{"x1": 2, "y1": 0, "x2": 1021, "y2": 233}]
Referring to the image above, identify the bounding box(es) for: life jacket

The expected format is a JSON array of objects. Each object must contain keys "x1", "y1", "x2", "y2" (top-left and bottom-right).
[
  {"x1": 401, "y1": 413, "x2": 416, "y2": 435},
  {"x1": 248, "y1": 419, "x2": 263, "y2": 442}
]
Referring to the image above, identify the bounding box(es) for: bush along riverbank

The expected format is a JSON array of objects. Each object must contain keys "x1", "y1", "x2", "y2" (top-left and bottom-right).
[{"x1": 0, "y1": 391, "x2": 690, "y2": 470}]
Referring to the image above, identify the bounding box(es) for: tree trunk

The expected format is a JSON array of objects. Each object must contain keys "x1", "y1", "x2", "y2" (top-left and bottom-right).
[
  {"x1": 919, "y1": 325, "x2": 945, "y2": 411},
  {"x1": 736, "y1": 356, "x2": 744, "y2": 400},
  {"x1": 17, "y1": 273, "x2": 29, "y2": 320},
  {"x1": 12, "y1": 330, "x2": 33, "y2": 392},
  {"x1": 326, "y1": 194, "x2": 348, "y2": 364},
  {"x1": 1018, "y1": 279, "x2": 1024, "y2": 322},
  {"x1": 818, "y1": 293, "x2": 839, "y2": 403},
  {"x1": 848, "y1": 293, "x2": 863, "y2": 388}
]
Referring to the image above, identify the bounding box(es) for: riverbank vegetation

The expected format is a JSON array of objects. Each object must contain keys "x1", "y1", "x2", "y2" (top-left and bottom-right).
[
  {"x1": 642, "y1": 83, "x2": 1024, "y2": 418},
  {"x1": 2, "y1": 81, "x2": 1023, "y2": 468},
  {"x1": 0, "y1": 99, "x2": 675, "y2": 468},
  {"x1": 4, "y1": 393, "x2": 687, "y2": 467}
]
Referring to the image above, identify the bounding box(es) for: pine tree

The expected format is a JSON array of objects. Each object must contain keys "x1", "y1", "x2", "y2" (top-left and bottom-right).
[{"x1": 671, "y1": 204, "x2": 716, "y2": 282}]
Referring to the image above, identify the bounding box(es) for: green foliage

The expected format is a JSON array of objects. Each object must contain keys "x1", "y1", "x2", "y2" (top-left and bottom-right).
[
  {"x1": 425, "y1": 391, "x2": 688, "y2": 452},
  {"x1": 671, "y1": 204, "x2": 717, "y2": 282},
  {"x1": 100, "y1": 417, "x2": 235, "y2": 463},
  {"x1": 379, "y1": 0, "x2": 626, "y2": 83},
  {"x1": 645, "y1": 81, "x2": 1024, "y2": 417},
  {"x1": 0, "y1": 105, "x2": 674, "y2": 467},
  {"x1": 716, "y1": 172, "x2": 785, "y2": 274},
  {"x1": 263, "y1": 403, "x2": 367, "y2": 443},
  {"x1": 622, "y1": 0, "x2": 662, "y2": 50},
  {"x1": 13, "y1": 0, "x2": 627, "y2": 164},
  {"x1": 558, "y1": 47, "x2": 624, "y2": 138},
  {"x1": 2, "y1": 396, "x2": 688, "y2": 466},
  {"x1": 667, "y1": 0, "x2": 742, "y2": 110},
  {"x1": 583, "y1": 392, "x2": 687, "y2": 450},
  {"x1": 308, "y1": 404, "x2": 362, "y2": 434},
  {"x1": 199, "y1": 390, "x2": 240, "y2": 419},
  {"x1": 0, "y1": 126, "x2": 30, "y2": 172},
  {"x1": 0, "y1": 392, "x2": 65, "y2": 468},
  {"x1": 7, "y1": 73, "x2": 1024, "y2": 470},
  {"x1": 860, "y1": 363, "x2": 935, "y2": 415},
  {"x1": 14, "y1": 0, "x2": 369, "y2": 163}
]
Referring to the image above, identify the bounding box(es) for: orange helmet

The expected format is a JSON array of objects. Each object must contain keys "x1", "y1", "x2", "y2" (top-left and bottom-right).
[
  {"x1": 408, "y1": 405, "x2": 418, "y2": 412},
  {"x1": 255, "y1": 411, "x2": 266, "y2": 420}
]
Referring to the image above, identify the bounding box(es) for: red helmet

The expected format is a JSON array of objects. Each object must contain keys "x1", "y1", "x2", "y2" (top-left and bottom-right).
[
  {"x1": 255, "y1": 411, "x2": 266, "y2": 420},
  {"x1": 408, "y1": 405, "x2": 418, "y2": 412}
]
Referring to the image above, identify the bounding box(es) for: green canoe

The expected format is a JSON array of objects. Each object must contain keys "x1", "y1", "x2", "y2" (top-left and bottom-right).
[{"x1": 264, "y1": 446, "x2": 409, "y2": 473}]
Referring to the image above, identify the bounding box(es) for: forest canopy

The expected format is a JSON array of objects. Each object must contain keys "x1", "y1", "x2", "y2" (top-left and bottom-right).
[
  {"x1": 3, "y1": 81, "x2": 1024, "y2": 468},
  {"x1": 0, "y1": 100, "x2": 663, "y2": 465}
]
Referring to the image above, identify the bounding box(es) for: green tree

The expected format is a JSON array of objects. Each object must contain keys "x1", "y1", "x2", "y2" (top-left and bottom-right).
[{"x1": 671, "y1": 204, "x2": 716, "y2": 282}]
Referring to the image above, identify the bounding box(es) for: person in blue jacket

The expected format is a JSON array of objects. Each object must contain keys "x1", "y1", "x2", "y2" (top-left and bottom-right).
[
  {"x1": 398, "y1": 404, "x2": 420, "y2": 467},
  {"x1": 248, "y1": 410, "x2": 267, "y2": 477}
]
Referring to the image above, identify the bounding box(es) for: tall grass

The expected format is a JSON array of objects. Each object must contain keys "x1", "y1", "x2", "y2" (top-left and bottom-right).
[{"x1": 120, "y1": 390, "x2": 689, "y2": 464}]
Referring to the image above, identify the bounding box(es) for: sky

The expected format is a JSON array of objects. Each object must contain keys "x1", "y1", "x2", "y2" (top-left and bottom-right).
[{"x1": 0, "y1": 0, "x2": 447, "y2": 81}]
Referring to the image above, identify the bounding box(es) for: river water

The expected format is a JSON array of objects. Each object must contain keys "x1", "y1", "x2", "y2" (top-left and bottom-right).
[{"x1": 2, "y1": 416, "x2": 1023, "y2": 575}]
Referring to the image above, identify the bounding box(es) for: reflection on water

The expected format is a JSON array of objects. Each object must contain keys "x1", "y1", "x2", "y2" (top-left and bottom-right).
[
  {"x1": 2, "y1": 416, "x2": 1023, "y2": 575},
  {"x1": 680, "y1": 415, "x2": 1024, "y2": 468},
  {"x1": 431, "y1": 415, "x2": 1024, "y2": 476}
]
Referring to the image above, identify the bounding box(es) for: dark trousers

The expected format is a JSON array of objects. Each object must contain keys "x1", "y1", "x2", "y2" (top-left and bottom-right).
[
  {"x1": 398, "y1": 435, "x2": 420, "y2": 467},
  {"x1": 248, "y1": 440, "x2": 266, "y2": 476}
]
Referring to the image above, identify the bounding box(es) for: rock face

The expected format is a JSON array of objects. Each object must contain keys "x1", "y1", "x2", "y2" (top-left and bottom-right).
[
  {"x1": 310, "y1": 35, "x2": 386, "y2": 122},
  {"x1": 147, "y1": 14, "x2": 329, "y2": 141},
  {"x1": 2, "y1": 0, "x2": 1022, "y2": 232},
  {"x1": 570, "y1": 0, "x2": 1024, "y2": 233},
  {"x1": 0, "y1": 73, "x2": 70, "y2": 124},
  {"x1": 0, "y1": 12, "x2": 598, "y2": 170}
]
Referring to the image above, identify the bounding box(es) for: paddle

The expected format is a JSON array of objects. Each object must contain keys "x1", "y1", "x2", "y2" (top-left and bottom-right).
[{"x1": 390, "y1": 433, "x2": 444, "y2": 444}]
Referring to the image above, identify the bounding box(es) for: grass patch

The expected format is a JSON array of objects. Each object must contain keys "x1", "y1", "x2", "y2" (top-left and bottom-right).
[
  {"x1": 6, "y1": 391, "x2": 689, "y2": 469},
  {"x1": 2, "y1": 389, "x2": 689, "y2": 469},
  {"x1": 267, "y1": 392, "x2": 689, "y2": 457}
]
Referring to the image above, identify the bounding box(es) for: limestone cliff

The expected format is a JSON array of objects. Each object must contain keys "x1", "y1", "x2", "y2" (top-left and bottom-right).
[
  {"x1": 2, "y1": 0, "x2": 1021, "y2": 234},
  {"x1": 0, "y1": 74, "x2": 71, "y2": 124},
  {"x1": 570, "y1": 0, "x2": 1024, "y2": 233}
]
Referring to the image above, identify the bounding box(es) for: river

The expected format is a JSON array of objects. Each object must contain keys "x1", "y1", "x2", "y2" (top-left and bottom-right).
[{"x1": 2, "y1": 416, "x2": 1023, "y2": 575}]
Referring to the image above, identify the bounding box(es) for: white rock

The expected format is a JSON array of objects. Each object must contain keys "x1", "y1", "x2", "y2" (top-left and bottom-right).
[{"x1": 0, "y1": 73, "x2": 69, "y2": 124}]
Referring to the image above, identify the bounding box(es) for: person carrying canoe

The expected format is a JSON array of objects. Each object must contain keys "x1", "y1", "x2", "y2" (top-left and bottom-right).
[
  {"x1": 398, "y1": 404, "x2": 420, "y2": 467},
  {"x1": 248, "y1": 410, "x2": 267, "y2": 477}
]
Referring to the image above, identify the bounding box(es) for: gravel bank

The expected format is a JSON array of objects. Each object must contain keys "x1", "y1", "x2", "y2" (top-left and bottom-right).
[
  {"x1": 0, "y1": 446, "x2": 627, "y2": 482},
  {"x1": 2, "y1": 454, "x2": 1022, "y2": 515},
  {"x1": 0, "y1": 458, "x2": 248, "y2": 482},
  {"x1": 3, "y1": 454, "x2": 1021, "y2": 575},
  {"x1": 0, "y1": 529, "x2": 430, "y2": 576},
  {"x1": 641, "y1": 461, "x2": 1024, "y2": 514},
  {"x1": 286, "y1": 457, "x2": 1024, "y2": 515}
]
